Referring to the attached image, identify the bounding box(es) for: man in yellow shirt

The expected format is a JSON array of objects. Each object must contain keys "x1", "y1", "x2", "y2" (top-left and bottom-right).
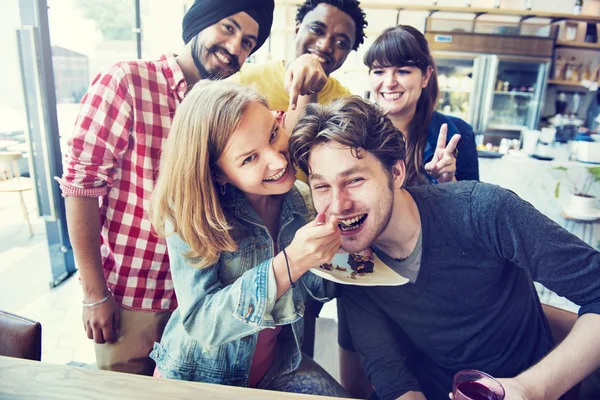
[
  {"x1": 231, "y1": 0, "x2": 367, "y2": 181},
  {"x1": 232, "y1": 0, "x2": 366, "y2": 111}
]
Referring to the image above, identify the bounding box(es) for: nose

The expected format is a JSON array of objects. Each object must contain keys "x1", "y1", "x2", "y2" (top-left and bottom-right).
[
  {"x1": 316, "y1": 36, "x2": 333, "y2": 54},
  {"x1": 383, "y1": 71, "x2": 397, "y2": 88},
  {"x1": 267, "y1": 149, "x2": 287, "y2": 171},
  {"x1": 329, "y1": 187, "x2": 353, "y2": 216},
  {"x1": 225, "y1": 36, "x2": 242, "y2": 56}
]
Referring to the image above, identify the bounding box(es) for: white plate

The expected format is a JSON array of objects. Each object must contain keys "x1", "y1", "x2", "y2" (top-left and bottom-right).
[
  {"x1": 309, "y1": 252, "x2": 410, "y2": 286},
  {"x1": 563, "y1": 206, "x2": 600, "y2": 221}
]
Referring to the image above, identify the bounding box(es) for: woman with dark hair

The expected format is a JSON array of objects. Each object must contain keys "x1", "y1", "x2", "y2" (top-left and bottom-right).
[
  {"x1": 366, "y1": 25, "x2": 479, "y2": 185},
  {"x1": 337, "y1": 25, "x2": 480, "y2": 399}
]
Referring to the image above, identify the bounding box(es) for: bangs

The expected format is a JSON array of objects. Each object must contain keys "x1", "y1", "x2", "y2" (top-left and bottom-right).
[{"x1": 364, "y1": 28, "x2": 429, "y2": 71}]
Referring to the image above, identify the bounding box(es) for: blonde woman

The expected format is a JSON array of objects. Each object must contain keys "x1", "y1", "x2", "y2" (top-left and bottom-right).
[{"x1": 148, "y1": 80, "x2": 346, "y2": 396}]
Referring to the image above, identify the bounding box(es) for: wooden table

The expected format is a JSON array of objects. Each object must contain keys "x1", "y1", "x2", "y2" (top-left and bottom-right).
[{"x1": 0, "y1": 356, "x2": 347, "y2": 400}]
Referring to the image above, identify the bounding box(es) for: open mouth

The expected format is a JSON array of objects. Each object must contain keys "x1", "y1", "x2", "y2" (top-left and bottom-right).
[
  {"x1": 307, "y1": 50, "x2": 330, "y2": 65},
  {"x1": 338, "y1": 214, "x2": 367, "y2": 232},
  {"x1": 214, "y1": 49, "x2": 232, "y2": 65},
  {"x1": 381, "y1": 92, "x2": 403, "y2": 101},
  {"x1": 263, "y1": 165, "x2": 289, "y2": 183}
]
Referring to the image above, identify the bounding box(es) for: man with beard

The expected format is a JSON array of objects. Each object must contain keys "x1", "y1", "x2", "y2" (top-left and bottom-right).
[
  {"x1": 289, "y1": 96, "x2": 600, "y2": 400},
  {"x1": 57, "y1": 0, "x2": 274, "y2": 375}
]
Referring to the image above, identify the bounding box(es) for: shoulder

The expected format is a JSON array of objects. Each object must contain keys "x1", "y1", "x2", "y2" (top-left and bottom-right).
[
  {"x1": 91, "y1": 58, "x2": 160, "y2": 90},
  {"x1": 429, "y1": 112, "x2": 474, "y2": 141},
  {"x1": 290, "y1": 180, "x2": 316, "y2": 217},
  {"x1": 238, "y1": 60, "x2": 285, "y2": 81},
  {"x1": 321, "y1": 76, "x2": 351, "y2": 101}
]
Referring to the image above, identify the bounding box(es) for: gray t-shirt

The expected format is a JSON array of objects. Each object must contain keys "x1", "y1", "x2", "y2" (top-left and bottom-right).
[
  {"x1": 341, "y1": 181, "x2": 600, "y2": 400},
  {"x1": 372, "y1": 230, "x2": 422, "y2": 284}
]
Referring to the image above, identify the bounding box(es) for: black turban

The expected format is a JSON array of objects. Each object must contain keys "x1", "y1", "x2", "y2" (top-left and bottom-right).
[{"x1": 182, "y1": 0, "x2": 275, "y2": 55}]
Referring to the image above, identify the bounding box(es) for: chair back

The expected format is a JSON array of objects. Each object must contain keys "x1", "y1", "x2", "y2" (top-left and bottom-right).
[
  {"x1": 0, "y1": 152, "x2": 30, "y2": 191},
  {"x1": 0, "y1": 310, "x2": 42, "y2": 361}
]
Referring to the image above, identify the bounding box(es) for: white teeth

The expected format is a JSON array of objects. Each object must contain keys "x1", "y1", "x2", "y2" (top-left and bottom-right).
[
  {"x1": 339, "y1": 215, "x2": 365, "y2": 225},
  {"x1": 264, "y1": 168, "x2": 285, "y2": 182},
  {"x1": 215, "y1": 51, "x2": 231, "y2": 64},
  {"x1": 381, "y1": 92, "x2": 402, "y2": 100}
]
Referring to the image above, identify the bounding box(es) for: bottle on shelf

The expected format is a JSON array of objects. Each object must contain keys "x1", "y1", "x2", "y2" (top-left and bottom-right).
[
  {"x1": 582, "y1": 63, "x2": 592, "y2": 81},
  {"x1": 574, "y1": 0, "x2": 583, "y2": 15},
  {"x1": 572, "y1": 62, "x2": 582, "y2": 82},
  {"x1": 553, "y1": 56, "x2": 566, "y2": 81},
  {"x1": 584, "y1": 23, "x2": 598, "y2": 43},
  {"x1": 565, "y1": 57, "x2": 576, "y2": 81}
]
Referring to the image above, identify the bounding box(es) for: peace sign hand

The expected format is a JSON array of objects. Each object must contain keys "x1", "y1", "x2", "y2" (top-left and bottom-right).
[{"x1": 424, "y1": 123, "x2": 461, "y2": 183}]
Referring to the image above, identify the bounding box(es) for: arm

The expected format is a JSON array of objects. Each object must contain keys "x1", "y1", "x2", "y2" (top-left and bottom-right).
[
  {"x1": 471, "y1": 184, "x2": 600, "y2": 399},
  {"x1": 454, "y1": 125, "x2": 479, "y2": 181},
  {"x1": 342, "y1": 286, "x2": 423, "y2": 400},
  {"x1": 170, "y1": 214, "x2": 340, "y2": 348},
  {"x1": 65, "y1": 196, "x2": 120, "y2": 344},
  {"x1": 58, "y1": 66, "x2": 134, "y2": 343},
  {"x1": 284, "y1": 54, "x2": 327, "y2": 110}
]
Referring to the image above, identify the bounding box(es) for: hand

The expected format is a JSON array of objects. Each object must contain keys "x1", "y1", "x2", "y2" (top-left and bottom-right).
[
  {"x1": 448, "y1": 377, "x2": 539, "y2": 400},
  {"x1": 284, "y1": 54, "x2": 328, "y2": 110},
  {"x1": 285, "y1": 212, "x2": 341, "y2": 273},
  {"x1": 82, "y1": 292, "x2": 121, "y2": 344},
  {"x1": 424, "y1": 123, "x2": 461, "y2": 183}
]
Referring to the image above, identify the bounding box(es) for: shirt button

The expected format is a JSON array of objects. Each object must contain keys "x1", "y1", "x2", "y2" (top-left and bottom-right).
[
  {"x1": 179, "y1": 91, "x2": 185, "y2": 98},
  {"x1": 170, "y1": 85, "x2": 176, "y2": 90}
]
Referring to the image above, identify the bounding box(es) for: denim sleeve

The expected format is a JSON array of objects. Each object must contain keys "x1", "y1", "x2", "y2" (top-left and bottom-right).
[
  {"x1": 342, "y1": 286, "x2": 422, "y2": 400},
  {"x1": 299, "y1": 271, "x2": 336, "y2": 302},
  {"x1": 166, "y1": 231, "x2": 278, "y2": 349},
  {"x1": 454, "y1": 123, "x2": 480, "y2": 181}
]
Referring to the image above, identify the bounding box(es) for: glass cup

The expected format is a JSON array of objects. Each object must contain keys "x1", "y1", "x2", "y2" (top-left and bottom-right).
[{"x1": 453, "y1": 370, "x2": 505, "y2": 400}]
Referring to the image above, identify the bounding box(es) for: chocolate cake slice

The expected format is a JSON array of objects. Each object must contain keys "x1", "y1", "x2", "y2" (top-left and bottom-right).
[{"x1": 347, "y1": 253, "x2": 374, "y2": 274}]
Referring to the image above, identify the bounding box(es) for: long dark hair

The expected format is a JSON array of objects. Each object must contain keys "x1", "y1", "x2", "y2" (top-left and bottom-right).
[{"x1": 364, "y1": 25, "x2": 439, "y2": 185}]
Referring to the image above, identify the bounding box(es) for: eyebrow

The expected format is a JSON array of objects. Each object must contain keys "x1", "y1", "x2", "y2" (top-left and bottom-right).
[
  {"x1": 309, "y1": 20, "x2": 352, "y2": 43},
  {"x1": 227, "y1": 17, "x2": 258, "y2": 42},
  {"x1": 234, "y1": 120, "x2": 279, "y2": 161},
  {"x1": 309, "y1": 165, "x2": 368, "y2": 182}
]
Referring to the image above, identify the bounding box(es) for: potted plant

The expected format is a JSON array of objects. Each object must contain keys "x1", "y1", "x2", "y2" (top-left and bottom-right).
[{"x1": 553, "y1": 166, "x2": 600, "y2": 215}]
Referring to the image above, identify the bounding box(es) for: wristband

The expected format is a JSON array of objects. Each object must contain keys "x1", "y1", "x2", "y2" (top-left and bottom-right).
[
  {"x1": 282, "y1": 248, "x2": 295, "y2": 287},
  {"x1": 82, "y1": 292, "x2": 112, "y2": 308}
]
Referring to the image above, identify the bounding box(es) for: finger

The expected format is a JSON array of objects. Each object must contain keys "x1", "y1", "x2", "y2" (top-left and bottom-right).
[
  {"x1": 436, "y1": 165, "x2": 456, "y2": 177},
  {"x1": 424, "y1": 160, "x2": 436, "y2": 173},
  {"x1": 436, "y1": 124, "x2": 448, "y2": 149},
  {"x1": 444, "y1": 134, "x2": 461, "y2": 155},
  {"x1": 85, "y1": 322, "x2": 94, "y2": 340},
  {"x1": 113, "y1": 306, "x2": 121, "y2": 335},
  {"x1": 315, "y1": 213, "x2": 326, "y2": 226},
  {"x1": 102, "y1": 323, "x2": 117, "y2": 343},
  {"x1": 288, "y1": 74, "x2": 306, "y2": 111},
  {"x1": 284, "y1": 68, "x2": 293, "y2": 94},
  {"x1": 93, "y1": 325, "x2": 106, "y2": 344}
]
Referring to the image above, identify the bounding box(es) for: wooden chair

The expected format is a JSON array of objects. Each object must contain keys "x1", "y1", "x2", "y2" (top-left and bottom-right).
[
  {"x1": 0, "y1": 310, "x2": 42, "y2": 361},
  {"x1": 0, "y1": 152, "x2": 33, "y2": 236}
]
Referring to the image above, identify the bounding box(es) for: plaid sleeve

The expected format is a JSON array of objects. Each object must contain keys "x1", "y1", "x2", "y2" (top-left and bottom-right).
[{"x1": 58, "y1": 65, "x2": 134, "y2": 197}]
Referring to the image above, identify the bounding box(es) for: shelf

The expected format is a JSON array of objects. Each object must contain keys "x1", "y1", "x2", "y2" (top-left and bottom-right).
[
  {"x1": 276, "y1": 1, "x2": 600, "y2": 24},
  {"x1": 555, "y1": 41, "x2": 600, "y2": 50},
  {"x1": 487, "y1": 123, "x2": 528, "y2": 131},
  {"x1": 548, "y1": 79, "x2": 588, "y2": 87},
  {"x1": 494, "y1": 91, "x2": 535, "y2": 97}
]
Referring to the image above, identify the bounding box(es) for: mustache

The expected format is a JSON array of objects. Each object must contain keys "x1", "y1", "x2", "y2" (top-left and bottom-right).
[{"x1": 207, "y1": 45, "x2": 240, "y2": 71}]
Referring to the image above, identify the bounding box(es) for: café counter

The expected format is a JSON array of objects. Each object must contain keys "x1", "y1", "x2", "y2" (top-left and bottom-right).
[{"x1": 0, "y1": 355, "x2": 345, "y2": 400}]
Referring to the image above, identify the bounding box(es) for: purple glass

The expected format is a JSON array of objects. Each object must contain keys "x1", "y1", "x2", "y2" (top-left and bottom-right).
[{"x1": 453, "y1": 370, "x2": 505, "y2": 400}]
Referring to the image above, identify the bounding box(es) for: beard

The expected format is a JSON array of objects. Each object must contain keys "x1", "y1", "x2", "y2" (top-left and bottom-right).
[{"x1": 191, "y1": 36, "x2": 240, "y2": 80}]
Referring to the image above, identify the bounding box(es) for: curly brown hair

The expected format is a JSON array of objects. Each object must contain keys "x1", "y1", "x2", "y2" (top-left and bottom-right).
[{"x1": 290, "y1": 96, "x2": 406, "y2": 179}]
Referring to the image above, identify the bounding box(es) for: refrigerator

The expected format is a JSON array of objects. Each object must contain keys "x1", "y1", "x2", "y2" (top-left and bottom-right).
[{"x1": 429, "y1": 34, "x2": 551, "y2": 145}]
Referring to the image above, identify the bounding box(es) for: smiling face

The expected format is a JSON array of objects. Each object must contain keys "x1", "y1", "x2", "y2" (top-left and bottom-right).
[
  {"x1": 308, "y1": 142, "x2": 404, "y2": 253},
  {"x1": 192, "y1": 12, "x2": 259, "y2": 79},
  {"x1": 370, "y1": 65, "x2": 432, "y2": 119},
  {"x1": 294, "y1": 3, "x2": 356, "y2": 76},
  {"x1": 216, "y1": 103, "x2": 296, "y2": 198}
]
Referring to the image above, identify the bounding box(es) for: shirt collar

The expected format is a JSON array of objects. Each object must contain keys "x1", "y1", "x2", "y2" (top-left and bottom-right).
[{"x1": 160, "y1": 53, "x2": 187, "y2": 102}]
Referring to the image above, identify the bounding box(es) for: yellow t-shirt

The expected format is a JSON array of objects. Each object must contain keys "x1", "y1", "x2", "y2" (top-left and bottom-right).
[
  {"x1": 229, "y1": 59, "x2": 351, "y2": 111},
  {"x1": 229, "y1": 60, "x2": 351, "y2": 183}
]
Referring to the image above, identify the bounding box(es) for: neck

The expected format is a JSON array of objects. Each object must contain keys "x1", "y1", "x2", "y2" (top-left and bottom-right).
[
  {"x1": 245, "y1": 193, "x2": 282, "y2": 219},
  {"x1": 373, "y1": 188, "x2": 421, "y2": 259},
  {"x1": 387, "y1": 106, "x2": 417, "y2": 140},
  {"x1": 176, "y1": 51, "x2": 202, "y2": 86}
]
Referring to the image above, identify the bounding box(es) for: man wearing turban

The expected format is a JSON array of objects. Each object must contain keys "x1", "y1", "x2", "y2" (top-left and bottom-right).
[{"x1": 57, "y1": 0, "x2": 274, "y2": 376}]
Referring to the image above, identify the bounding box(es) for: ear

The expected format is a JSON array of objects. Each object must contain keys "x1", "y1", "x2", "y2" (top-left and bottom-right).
[
  {"x1": 391, "y1": 160, "x2": 406, "y2": 188},
  {"x1": 422, "y1": 66, "x2": 434, "y2": 89},
  {"x1": 212, "y1": 169, "x2": 229, "y2": 186},
  {"x1": 295, "y1": 22, "x2": 300, "y2": 36}
]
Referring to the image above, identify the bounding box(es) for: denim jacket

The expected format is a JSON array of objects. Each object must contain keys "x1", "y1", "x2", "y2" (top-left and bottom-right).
[{"x1": 150, "y1": 181, "x2": 334, "y2": 386}]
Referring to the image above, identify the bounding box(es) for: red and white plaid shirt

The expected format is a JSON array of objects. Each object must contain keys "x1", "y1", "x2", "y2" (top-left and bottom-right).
[{"x1": 58, "y1": 53, "x2": 187, "y2": 311}]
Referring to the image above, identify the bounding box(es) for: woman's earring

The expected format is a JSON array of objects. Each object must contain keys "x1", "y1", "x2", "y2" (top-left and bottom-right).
[{"x1": 220, "y1": 184, "x2": 227, "y2": 195}]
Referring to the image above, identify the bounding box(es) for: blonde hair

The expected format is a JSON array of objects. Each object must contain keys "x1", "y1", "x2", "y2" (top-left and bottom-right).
[{"x1": 150, "y1": 80, "x2": 268, "y2": 268}]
